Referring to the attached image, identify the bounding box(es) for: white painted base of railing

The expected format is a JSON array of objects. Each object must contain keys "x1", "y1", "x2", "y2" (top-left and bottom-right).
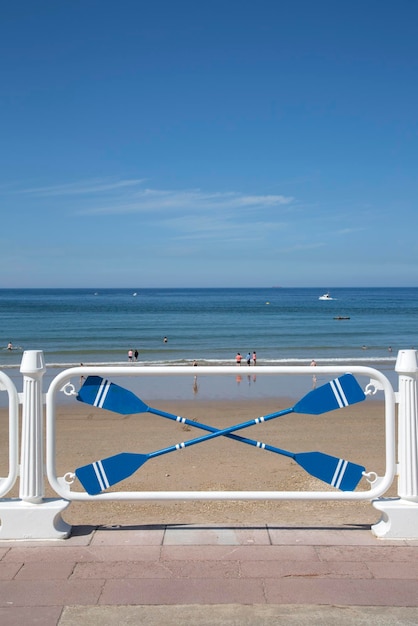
[
  {"x1": 371, "y1": 497, "x2": 418, "y2": 539},
  {"x1": 0, "y1": 498, "x2": 71, "y2": 540}
]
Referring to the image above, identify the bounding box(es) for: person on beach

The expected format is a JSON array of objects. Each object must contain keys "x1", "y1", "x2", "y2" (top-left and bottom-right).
[
  {"x1": 191, "y1": 360, "x2": 199, "y2": 392},
  {"x1": 235, "y1": 352, "x2": 242, "y2": 365},
  {"x1": 128, "y1": 349, "x2": 133, "y2": 361},
  {"x1": 134, "y1": 349, "x2": 139, "y2": 361},
  {"x1": 79, "y1": 363, "x2": 85, "y2": 386},
  {"x1": 246, "y1": 352, "x2": 251, "y2": 366},
  {"x1": 310, "y1": 359, "x2": 317, "y2": 387},
  {"x1": 252, "y1": 351, "x2": 257, "y2": 366}
]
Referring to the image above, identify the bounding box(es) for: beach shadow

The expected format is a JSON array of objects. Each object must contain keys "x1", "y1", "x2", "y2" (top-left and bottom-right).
[{"x1": 68, "y1": 522, "x2": 372, "y2": 538}]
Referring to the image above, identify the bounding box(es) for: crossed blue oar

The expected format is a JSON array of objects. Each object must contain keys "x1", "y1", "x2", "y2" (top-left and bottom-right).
[{"x1": 75, "y1": 374, "x2": 367, "y2": 495}]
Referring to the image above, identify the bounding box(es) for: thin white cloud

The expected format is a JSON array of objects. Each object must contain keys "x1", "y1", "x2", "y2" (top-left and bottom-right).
[
  {"x1": 163, "y1": 214, "x2": 288, "y2": 236},
  {"x1": 19, "y1": 178, "x2": 146, "y2": 196},
  {"x1": 11, "y1": 178, "x2": 294, "y2": 218},
  {"x1": 75, "y1": 187, "x2": 294, "y2": 215},
  {"x1": 7, "y1": 177, "x2": 297, "y2": 248}
]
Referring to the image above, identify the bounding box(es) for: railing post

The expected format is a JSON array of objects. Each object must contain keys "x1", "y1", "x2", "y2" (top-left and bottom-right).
[
  {"x1": 372, "y1": 349, "x2": 418, "y2": 538},
  {"x1": 396, "y1": 349, "x2": 418, "y2": 502},
  {"x1": 0, "y1": 351, "x2": 71, "y2": 540},
  {"x1": 19, "y1": 350, "x2": 46, "y2": 502}
]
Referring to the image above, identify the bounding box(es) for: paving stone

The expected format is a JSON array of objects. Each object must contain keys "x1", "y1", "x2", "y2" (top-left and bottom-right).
[
  {"x1": 72, "y1": 559, "x2": 240, "y2": 579},
  {"x1": 99, "y1": 577, "x2": 266, "y2": 605},
  {"x1": 316, "y1": 545, "x2": 418, "y2": 562},
  {"x1": 58, "y1": 604, "x2": 418, "y2": 626},
  {"x1": 0, "y1": 606, "x2": 63, "y2": 626},
  {"x1": 0, "y1": 579, "x2": 104, "y2": 607},
  {"x1": 0, "y1": 531, "x2": 93, "y2": 549},
  {"x1": 0, "y1": 561, "x2": 22, "y2": 580},
  {"x1": 264, "y1": 578, "x2": 418, "y2": 606},
  {"x1": 91, "y1": 527, "x2": 165, "y2": 546},
  {"x1": 163, "y1": 525, "x2": 270, "y2": 545},
  {"x1": 3, "y1": 545, "x2": 161, "y2": 563},
  {"x1": 161, "y1": 544, "x2": 319, "y2": 561},
  {"x1": 267, "y1": 528, "x2": 403, "y2": 546},
  {"x1": 240, "y1": 559, "x2": 373, "y2": 579},
  {"x1": 366, "y1": 560, "x2": 418, "y2": 579},
  {"x1": 14, "y1": 560, "x2": 76, "y2": 580}
]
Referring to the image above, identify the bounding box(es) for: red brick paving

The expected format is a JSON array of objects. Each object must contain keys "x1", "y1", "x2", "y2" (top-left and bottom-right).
[{"x1": 1, "y1": 524, "x2": 418, "y2": 624}]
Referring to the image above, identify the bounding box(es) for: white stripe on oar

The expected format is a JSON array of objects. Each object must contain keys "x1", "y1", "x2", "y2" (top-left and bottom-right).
[
  {"x1": 93, "y1": 379, "x2": 106, "y2": 407},
  {"x1": 330, "y1": 378, "x2": 348, "y2": 408},
  {"x1": 93, "y1": 460, "x2": 110, "y2": 491},
  {"x1": 334, "y1": 377, "x2": 349, "y2": 406},
  {"x1": 94, "y1": 379, "x2": 111, "y2": 408},
  {"x1": 331, "y1": 458, "x2": 348, "y2": 488}
]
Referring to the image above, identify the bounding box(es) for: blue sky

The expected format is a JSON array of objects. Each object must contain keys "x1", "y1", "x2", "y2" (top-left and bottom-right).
[{"x1": 1, "y1": 0, "x2": 417, "y2": 288}]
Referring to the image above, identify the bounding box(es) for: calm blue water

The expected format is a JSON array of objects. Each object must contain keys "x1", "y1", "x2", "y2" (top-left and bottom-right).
[{"x1": 0, "y1": 287, "x2": 416, "y2": 370}]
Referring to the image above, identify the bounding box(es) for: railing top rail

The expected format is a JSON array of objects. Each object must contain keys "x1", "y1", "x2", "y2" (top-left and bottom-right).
[{"x1": 47, "y1": 363, "x2": 395, "y2": 379}]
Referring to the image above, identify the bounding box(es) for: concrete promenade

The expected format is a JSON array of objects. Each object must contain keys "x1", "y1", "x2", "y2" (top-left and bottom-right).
[{"x1": 1, "y1": 524, "x2": 418, "y2": 625}]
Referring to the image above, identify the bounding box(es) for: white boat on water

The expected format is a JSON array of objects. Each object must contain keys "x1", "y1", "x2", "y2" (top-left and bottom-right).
[{"x1": 319, "y1": 292, "x2": 334, "y2": 300}]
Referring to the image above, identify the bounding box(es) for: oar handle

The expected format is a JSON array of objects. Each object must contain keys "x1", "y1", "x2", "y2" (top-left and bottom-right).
[
  {"x1": 150, "y1": 406, "x2": 296, "y2": 458},
  {"x1": 256, "y1": 442, "x2": 295, "y2": 459},
  {"x1": 261, "y1": 407, "x2": 295, "y2": 421},
  {"x1": 147, "y1": 406, "x2": 295, "y2": 459}
]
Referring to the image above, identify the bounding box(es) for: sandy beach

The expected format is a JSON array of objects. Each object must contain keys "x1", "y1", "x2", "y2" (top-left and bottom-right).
[{"x1": 1, "y1": 393, "x2": 396, "y2": 530}]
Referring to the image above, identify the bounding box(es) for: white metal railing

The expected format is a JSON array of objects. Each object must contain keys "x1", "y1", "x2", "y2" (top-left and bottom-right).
[
  {"x1": 3, "y1": 350, "x2": 418, "y2": 539},
  {"x1": 46, "y1": 364, "x2": 396, "y2": 504}
]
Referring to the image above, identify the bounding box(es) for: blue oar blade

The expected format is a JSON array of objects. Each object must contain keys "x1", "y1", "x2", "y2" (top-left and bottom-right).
[
  {"x1": 293, "y1": 374, "x2": 365, "y2": 415},
  {"x1": 77, "y1": 376, "x2": 149, "y2": 415},
  {"x1": 75, "y1": 452, "x2": 148, "y2": 495},
  {"x1": 295, "y1": 451, "x2": 365, "y2": 491}
]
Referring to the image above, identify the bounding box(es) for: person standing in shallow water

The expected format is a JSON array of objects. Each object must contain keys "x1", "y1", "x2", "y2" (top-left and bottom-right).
[
  {"x1": 310, "y1": 359, "x2": 317, "y2": 387},
  {"x1": 79, "y1": 363, "x2": 85, "y2": 387},
  {"x1": 246, "y1": 352, "x2": 251, "y2": 366},
  {"x1": 252, "y1": 351, "x2": 257, "y2": 366},
  {"x1": 235, "y1": 352, "x2": 242, "y2": 365}
]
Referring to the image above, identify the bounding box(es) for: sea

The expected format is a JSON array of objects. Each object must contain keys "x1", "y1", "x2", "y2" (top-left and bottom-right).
[{"x1": 0, "y1": 287, "x2": 417, "y2": 403}]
